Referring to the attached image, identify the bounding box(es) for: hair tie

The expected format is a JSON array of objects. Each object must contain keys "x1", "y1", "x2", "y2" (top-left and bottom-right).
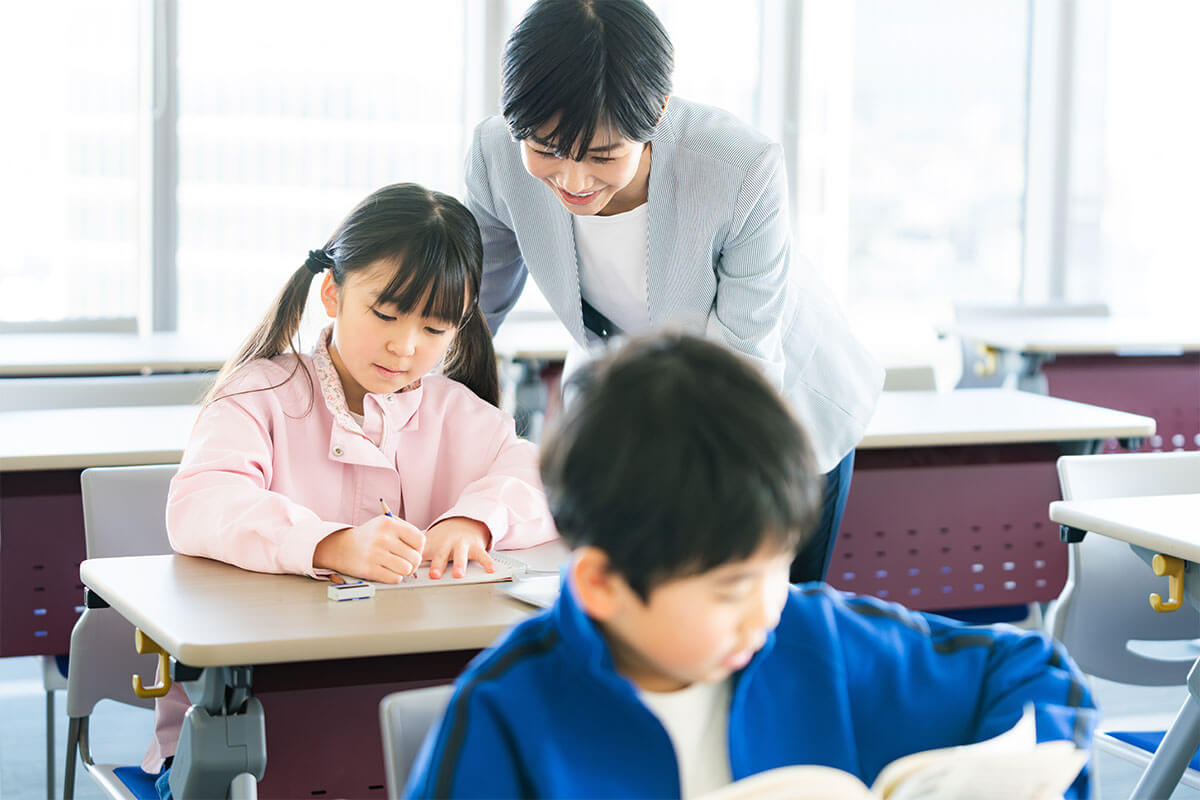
[{"x1": 304, "y1": 249, "x2": 334, "y2": 275}]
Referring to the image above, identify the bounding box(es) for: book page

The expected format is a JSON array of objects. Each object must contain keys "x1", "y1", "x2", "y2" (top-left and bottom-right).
[
  {"x1": 875, "y1": 707, "x2": 1087, "y2": 800},
  {"x1": 697, "y1": 764, "x2": 874, "y2": 800},
  {"x1": 499, "y1": 539, "x2": 569, "y2": 574},
  {"x1": 503, "y1": 574, "x2": 561, "y2": 608}
]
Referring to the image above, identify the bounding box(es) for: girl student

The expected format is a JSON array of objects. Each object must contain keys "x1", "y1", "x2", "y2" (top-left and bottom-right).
[
  {"x1": 467, "y1": 0, "x2": 883, "y2": 583},
  {"x1": 143, "y1": 183, "x2": 556, "y2": 791}
]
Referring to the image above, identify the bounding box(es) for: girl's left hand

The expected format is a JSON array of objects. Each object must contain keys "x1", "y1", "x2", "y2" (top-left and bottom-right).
[{"x1": 424, "y1": 517, "x2": 495, "y2": 579}]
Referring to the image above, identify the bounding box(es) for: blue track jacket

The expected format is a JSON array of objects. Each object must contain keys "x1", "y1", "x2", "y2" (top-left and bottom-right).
[{"x1": 406, "y1": 583, "x2": 1096, "y2": 799}]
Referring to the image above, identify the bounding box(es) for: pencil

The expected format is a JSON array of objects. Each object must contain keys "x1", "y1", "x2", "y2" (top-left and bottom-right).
[{"x1": 379, "y1": 498, "x2": 394, "y2": 517}]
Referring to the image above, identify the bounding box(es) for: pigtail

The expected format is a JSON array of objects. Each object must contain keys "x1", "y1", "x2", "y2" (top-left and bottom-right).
[
  {"x1": 442, "y1": 309, "x2": 501, "y2": 407},
  {"x1": 203, "y1": 264, "x2": 317, "y2": 406}
]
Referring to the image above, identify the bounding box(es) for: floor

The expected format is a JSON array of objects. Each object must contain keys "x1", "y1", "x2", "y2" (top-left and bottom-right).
[{"x1": 1, "y1": 655, "x2": 1198, "y2": 799}]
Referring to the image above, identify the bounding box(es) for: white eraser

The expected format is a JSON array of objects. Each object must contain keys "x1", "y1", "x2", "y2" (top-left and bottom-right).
[{"x1": 327, "y1": 581, "x2": 375, "y2": 601}]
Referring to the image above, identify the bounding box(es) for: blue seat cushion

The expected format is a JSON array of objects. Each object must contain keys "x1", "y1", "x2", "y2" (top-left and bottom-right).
[
  {"x1": 1108, "y1": 730, "x2": 1200, "y2": 772},
  {"x1": 113, "y1": 766, "x2": 162, "y2": 800}
]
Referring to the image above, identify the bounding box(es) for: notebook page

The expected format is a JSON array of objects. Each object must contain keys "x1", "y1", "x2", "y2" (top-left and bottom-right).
[{"x1": 366, "y1": 557, "x2": 519, "y2": 590}]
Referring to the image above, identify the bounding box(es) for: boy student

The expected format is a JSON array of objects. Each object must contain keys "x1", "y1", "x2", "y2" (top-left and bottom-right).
[{"x1": 405, "y1": 333, "x2": 1096, "y2": 799}]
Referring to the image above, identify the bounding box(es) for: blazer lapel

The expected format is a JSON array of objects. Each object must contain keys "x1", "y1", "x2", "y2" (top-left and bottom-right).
[
  {"x1": 645, "y1": 106, "x2": 689, "y2": 325},
  {"x1": 536, "y1": 199, "x2": 588, "y2": 346}
]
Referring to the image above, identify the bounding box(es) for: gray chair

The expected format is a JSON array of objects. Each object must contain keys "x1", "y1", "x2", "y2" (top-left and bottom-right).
[
  {"x1": 379, "y1": 685, "x2": 455, "y2": 799},
  {"x1": 63, "y1": 465, "x2": 178, "y2": 799},
  {"x1": 1048, "y1": 451, "x2": 1200, "y2": 786}
]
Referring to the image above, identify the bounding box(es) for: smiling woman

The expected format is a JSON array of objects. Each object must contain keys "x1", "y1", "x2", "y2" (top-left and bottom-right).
[{"x1": 469, "y1": 0, "x2": 884, "y2": 583}]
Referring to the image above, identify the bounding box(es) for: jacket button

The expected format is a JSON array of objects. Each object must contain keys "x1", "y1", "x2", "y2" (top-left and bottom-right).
[{"x1": 332, "y1": 446, "x2": 343, "y2": 456}]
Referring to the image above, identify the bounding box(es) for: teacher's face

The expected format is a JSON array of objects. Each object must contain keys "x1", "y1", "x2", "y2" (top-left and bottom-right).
[{"x1": 520, "y1": 122, "x2": 651, "y2": 217}]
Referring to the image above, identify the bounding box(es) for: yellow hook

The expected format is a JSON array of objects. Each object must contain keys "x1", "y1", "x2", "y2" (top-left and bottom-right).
[
  {"x1": 973, "y1": 344, "x2": 998, "y2": 377},
  {"x1": 132, "y1": 628, "x2": 172, "y2": 699},
  {"x1": 1150, "y1": 554, "x2": 1186, "y2": 613}
]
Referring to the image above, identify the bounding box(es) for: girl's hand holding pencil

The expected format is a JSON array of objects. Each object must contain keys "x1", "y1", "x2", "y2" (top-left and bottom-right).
[{"x1": 312, "y1": 498, "x2": 425, "y2": 584}]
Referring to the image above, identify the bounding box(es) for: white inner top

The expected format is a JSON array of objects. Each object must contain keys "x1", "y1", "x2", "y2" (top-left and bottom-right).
[
  {"x1": 573, "y1": 202, "x2": 652, "y2": 336},
  {"x1": 638, "y1": 678, "x2": 733, "y2": 798}
]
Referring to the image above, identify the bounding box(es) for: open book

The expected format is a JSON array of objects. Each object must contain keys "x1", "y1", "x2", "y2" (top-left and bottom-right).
[
  {"x1": 362, "y1": 540, "x2": 568, "y2": 591},
  {"x1": 698, "y1": 707, "x2": 1088, "y2": 800}
]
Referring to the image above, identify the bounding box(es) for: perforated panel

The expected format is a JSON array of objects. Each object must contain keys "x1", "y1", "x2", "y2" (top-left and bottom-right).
[
  {"x1": 829, "y1": 446, "x2": 1066, "y2": 611},
  {"x1": 253, "y1": 652, "x2": 474, "y2": 798},
  {"x1": 1043, "y1": 353, "x2": 1200, "y2": 454},
  {"x1": 0, "y1": 470, "x2": 87, "y2": 657}
]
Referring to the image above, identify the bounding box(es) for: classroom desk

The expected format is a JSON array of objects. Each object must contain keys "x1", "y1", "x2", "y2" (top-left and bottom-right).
[
  {"x1": 0, "y1": 405, "x2": 197, "y2": 657},
  {"x1": 80, "y1": 553, "x2": 543, "y2": 798},
  {"x1": 1050, "y1": 493, "x2": 1200, "y2": 800},
  {"x1": 1, "y1": 392, "x2": 1154, "y2": 655},
  {"x1": 948, "y1": 317, "x2": 1200, "y2": 453},
  {"x1": 0, "y1": 331, "x2": 234, "y2": 377},
  {"x1": 830, "y1": 389, "x2": 1156, "y2": 611}
]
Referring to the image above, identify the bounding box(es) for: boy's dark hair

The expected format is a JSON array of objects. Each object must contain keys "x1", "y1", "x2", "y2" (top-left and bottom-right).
[
  {"x1": 208, "y1": 183, "x2": 499, "y2": 408},
  {"x1": 540, "y1": 333, "x2": 823, "y2": 600},
  {"x1": 501, "y1": 0, "x2": 673, "y2": 161}
]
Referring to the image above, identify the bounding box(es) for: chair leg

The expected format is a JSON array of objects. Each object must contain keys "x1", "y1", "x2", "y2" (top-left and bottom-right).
[
  {"x1": 46, "y1": 691, "x2": 55, "y2": 800},
  {"x1": 229, "y1": 772, "x2": 259, "y2": 800},
  {"x1": 63, "y1": 717, "x2": 82, "y2": 800}
]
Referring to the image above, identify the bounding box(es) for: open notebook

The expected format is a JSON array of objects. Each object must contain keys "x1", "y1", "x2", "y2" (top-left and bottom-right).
[{"x1": 360, "y1": 539, "x2": 568, "y2": 590}]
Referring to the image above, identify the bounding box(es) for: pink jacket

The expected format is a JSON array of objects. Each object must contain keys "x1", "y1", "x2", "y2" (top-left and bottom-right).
[{"x1": 145, "y1": 329, "x2": 556, "y2": 770}]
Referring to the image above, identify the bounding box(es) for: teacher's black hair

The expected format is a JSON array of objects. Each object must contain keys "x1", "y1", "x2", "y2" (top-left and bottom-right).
[
  {"x1": 501, "y1": 0, "x2": 673, "y2": 160},
  {"x1": 539, "y1": 332, "x2": 824, "y2": 602}
]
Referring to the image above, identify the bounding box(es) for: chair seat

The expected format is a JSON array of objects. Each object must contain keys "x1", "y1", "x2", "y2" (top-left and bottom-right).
[
  {"x1": 1101, "y1": 730, "x2": 1200, "y2": 790},
  {"x1": 87, "y1": 764, "x2": 161, "y2": 800},
  {"x1": 1108, "y1": 730, "x2": 1200, "y2": 770}
]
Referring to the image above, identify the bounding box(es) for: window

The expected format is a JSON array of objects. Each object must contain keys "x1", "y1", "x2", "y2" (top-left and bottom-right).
[
  {"x1": 175, "y1": 1, "x2": 477, "y2": 337},
  {"x1": 846, "y1": 0, "x2": 1031, "y2": 319},
  {"x1": 1075, "y1": 0, "x2": 1200, "y2": 315},
  {"x1": 0, "y1": 2, "x2": 140, "y2": 324}
]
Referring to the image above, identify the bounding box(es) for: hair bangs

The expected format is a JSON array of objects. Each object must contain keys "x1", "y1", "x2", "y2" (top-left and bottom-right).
[{"x1": 372, "y1": 236, "x2": 471, "y2": 327}]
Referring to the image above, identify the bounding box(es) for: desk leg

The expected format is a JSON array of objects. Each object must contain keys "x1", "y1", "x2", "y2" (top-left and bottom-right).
[
  {"x1": 1130, "y1": 659, "x2": 1200, "y2": 800},
  {"x1": 171, "y1": 665, "x2": 267, "y2": 800}
]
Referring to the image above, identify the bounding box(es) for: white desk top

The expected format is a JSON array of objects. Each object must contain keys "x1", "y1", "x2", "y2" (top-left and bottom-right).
[
  {"x1": 0, "y1": 332, "x2": 234, "y2": 377},
  {"x1": 859, "y1": 389, "x2": 1155, "y2": 448},
  {"x1": 490, "y1": 317, "x2": 952, "y2": 392},
  {"x1": 491, "y1": 314, "x2": 575, "y2": 362},
  {"x1": 0, "y1": 404, "x2": 197, "y2": 471},
  {"x1": 947, "y1": 317, "x2": 1200, "y2": 355},
  {"x1": 80, "y1": 554, "x2": 537, "y2": 667},
  {"x1": 0, "y1": 390, "x2": 1155, "y2": 472},
  {"x1": 1049, "y1": 494, "x2": 1200, "y2": 563}
]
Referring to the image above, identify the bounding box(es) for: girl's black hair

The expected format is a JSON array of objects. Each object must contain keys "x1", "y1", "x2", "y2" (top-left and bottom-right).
[
  {"x1": 501, "y1": 0, "x2": 673, "y2": 160},
  {"x1": 208, "y1": 183, "x2": 499, "y2": 408},
  {"x1": 540, "y1": 333, "x2": 824, "y2": 601}
]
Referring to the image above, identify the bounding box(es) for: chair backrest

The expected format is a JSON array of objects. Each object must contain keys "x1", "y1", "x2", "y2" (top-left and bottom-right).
[
  {"x1": 379, "y1": 684, "x2": 454, "y2": 799},
  {"x1": 80, "y1": 465, "x2": 177, "y2": 559},
  {"x1": 68, "y1": 465, "x2": 178, "y2": 717},
  {"x1": 1048, "y1": 452, "x2": 1200, "y2": 685},
  {"x1": 953, "y1": 303, "x2": 1109, "y2": 388},
  {"x1": 0, "y1": 373, "x2": 214, "y2": 412}
]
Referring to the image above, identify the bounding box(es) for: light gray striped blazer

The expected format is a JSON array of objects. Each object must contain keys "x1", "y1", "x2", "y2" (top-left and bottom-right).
[{"x1": 465, "y1": 97, "x2": 882, "y2": 471}]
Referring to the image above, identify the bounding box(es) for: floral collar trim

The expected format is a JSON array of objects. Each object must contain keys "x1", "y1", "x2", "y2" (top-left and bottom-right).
[{"x1": 310, "y1": 325, "x2": 422, "y2": 432}]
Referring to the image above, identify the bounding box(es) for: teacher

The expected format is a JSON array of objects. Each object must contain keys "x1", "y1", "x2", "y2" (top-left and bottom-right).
[{"x1": 465, "y1": 0, "x2": 882, "y2": 582}]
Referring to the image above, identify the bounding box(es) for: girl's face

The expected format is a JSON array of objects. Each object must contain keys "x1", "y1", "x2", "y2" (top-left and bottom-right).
[
  {"x1": 320, "y1": 262, "x2": 460, "y2": 414},
  {"x1": 520, "y1": 120, "x2": 652, "y2": 217}
]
